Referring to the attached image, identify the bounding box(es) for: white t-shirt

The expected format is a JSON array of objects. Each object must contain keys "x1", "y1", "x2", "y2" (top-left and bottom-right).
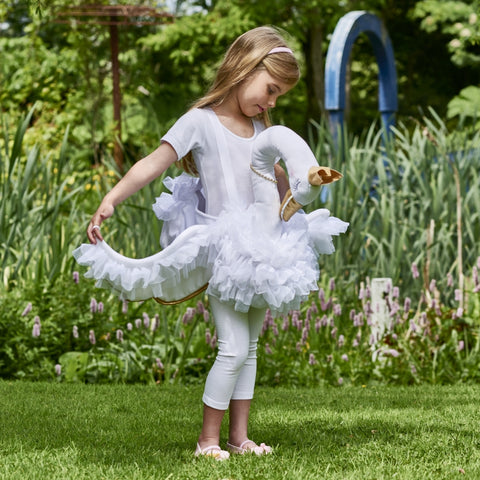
[{"x1": 161, "y1": 108, "x2": 266, "y2": 217}]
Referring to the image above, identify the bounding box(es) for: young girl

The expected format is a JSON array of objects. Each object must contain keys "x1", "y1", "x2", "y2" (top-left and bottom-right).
[{"x1": 75, "y1": 26, "x2": 347, "y2": 460}]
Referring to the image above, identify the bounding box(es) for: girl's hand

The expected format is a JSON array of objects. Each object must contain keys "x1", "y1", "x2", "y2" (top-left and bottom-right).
[{"x1": 87, "y1": 203, "x2": 115, "y2": 244}]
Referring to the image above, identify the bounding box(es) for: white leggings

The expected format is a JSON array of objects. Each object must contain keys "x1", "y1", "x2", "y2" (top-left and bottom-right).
[{"x1": 202, "y1": 296, "x2": 266, "y2": 410}]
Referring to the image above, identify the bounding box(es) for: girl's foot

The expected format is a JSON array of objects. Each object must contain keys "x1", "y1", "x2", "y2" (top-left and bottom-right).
[
  {"x1": 226, "y1": 439, "x2": 272, "y2": 455},
  {"x1": 195, "y1": 443, "x2": 230, "y2": 461}
]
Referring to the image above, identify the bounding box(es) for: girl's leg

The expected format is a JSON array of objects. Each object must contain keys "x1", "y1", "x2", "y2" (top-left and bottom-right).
[
  {"x1": 229, "y1": 306, "x2": 266, "y2": 447},
  {"x1": 198, "y1": 297, "x2": 252, "y2": 448}
]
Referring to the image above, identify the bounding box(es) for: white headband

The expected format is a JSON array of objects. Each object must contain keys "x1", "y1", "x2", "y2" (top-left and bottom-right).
[{"x1": 267, "y1": 47, "x2": 293, "y2": 55}]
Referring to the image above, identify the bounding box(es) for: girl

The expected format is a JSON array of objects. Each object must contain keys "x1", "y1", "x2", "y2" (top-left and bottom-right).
[{"x1": 75, "y1": 26, "x2": 346, "y2": 460}]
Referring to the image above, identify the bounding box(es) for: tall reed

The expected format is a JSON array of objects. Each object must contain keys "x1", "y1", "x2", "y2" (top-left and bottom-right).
[{"x1": 313, "y1": 110, "x2": 480, "y2": 303}]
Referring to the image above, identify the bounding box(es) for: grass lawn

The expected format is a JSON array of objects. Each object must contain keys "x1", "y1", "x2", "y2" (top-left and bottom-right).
[{"x1": 0, "y1": 382, "x2": 479, "y2": 479}]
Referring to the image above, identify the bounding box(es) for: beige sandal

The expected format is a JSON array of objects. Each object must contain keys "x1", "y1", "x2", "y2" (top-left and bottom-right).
[
  {"x1": 195, "y1": 442, "x2": 230, "y2": 460},
  {"x1": 226, "y1": 439, "x2": 273, "y2": 455}
]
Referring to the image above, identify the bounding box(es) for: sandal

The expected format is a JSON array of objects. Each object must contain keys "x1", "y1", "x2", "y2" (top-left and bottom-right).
[
  {"x1": 195, "y1": 443, "x2": 230, "y2": 461},
  {"x1": 226, "y1": 439, "x2": 272, "y2": 456}
]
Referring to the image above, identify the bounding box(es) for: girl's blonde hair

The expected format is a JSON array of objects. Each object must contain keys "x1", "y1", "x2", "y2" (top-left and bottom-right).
[{"x1": 180, "y1": 26, "x2": 300, "y2": 175}]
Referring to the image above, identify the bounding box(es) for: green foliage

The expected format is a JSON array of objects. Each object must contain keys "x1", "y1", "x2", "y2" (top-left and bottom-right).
[
  {"x1": 413, "y1": 0, "x2": 480, "y2": 67},
  {"x1": 2, "y1": 106, "x2": 480, "y2": 385},
  {"x1": 447, "y1": 85, "x2": 480, "y2": 125}
]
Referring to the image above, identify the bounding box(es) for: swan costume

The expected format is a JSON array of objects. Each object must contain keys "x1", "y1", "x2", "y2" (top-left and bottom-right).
[{"x1": 73, "y1": 108, "x2": 348, "y2": 316}]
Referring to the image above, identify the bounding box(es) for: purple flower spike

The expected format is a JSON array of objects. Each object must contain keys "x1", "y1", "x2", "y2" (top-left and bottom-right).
[
  {"x1": 156, "y1": 358, "x2": 164, "y2": 369},
  {"x1": 127, "y1": 322, "x2": 133, "y2": 331},
  {"x1": 116, "y1": 329, "x2": 124, "y2": 342},
  {"x1": 457, "y1": 340, "x2": 465, "y2": 352},
  {"x1": 411, "y1": 263, "x2": 419, "y2": 279},
  {"x1": 309, "y1": 353, "x2": 317, "y2": 365},
  {"x1": 21, "y1": 303, "x2": 32, "y2": 317},
  {"x1": 55, "y1": 364, "x2": 62, "y2": 376},
  {"x1": 73, "y1": 325, "x2": 79, "y2": 339},
  {"x1": 341, "y1": 354, "x2": 349, "y2": 362},
  {"x1": 122, "y1": 301, "x2": 128, "y2": 314},
  {"x1": 89, "y1": 330, "x2": 96, "y2": 345},
  {"x1": 329, "y1": 278, "x2": 336, "y2": 291},
  {"x1": 404, "y1": 297, "x2": 411, "y2": 313},
  {"x1": 73, "y1": 271, "x2": 79, "y2": 284},
  {"x1": 32, "y1": 322, "x2": 41, "y2": 338},
  {"x1": 90, "y1": 298, "x2": 98, "y2": 314},
  {"x1": 447, "y1": 272, "x2": 453, "y2": 288},
  {"x1": 386, "y1": 349, "x2": 400, "y2": 357}
]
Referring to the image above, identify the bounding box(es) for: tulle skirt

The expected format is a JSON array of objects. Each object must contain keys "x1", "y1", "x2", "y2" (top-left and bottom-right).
[{"x1": 73, "y1": 174, "x2": 349, "y2": 315}]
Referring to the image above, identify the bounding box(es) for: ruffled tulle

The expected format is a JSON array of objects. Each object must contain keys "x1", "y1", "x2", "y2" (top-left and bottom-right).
[
  {"x1": 74, "y1": 176, "x2": 349, "y2": 315},
  {"x1": 73, "y1": 225, "x2": 216, "y2": 303}
]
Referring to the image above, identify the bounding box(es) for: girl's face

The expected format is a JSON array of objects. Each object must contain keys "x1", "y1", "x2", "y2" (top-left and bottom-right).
[{"x1": 235, "y1": 69, "x2": 292, "y2": 118}]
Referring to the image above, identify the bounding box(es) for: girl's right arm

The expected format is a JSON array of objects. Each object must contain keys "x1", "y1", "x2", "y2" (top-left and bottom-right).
[{"x1": 87, "y1": 142, "x2": 178, "y2": 244}]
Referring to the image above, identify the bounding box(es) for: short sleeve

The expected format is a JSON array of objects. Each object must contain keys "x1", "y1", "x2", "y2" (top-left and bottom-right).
[{"x1": 161, "y1": 109, "x2": 205, "y2": 161}]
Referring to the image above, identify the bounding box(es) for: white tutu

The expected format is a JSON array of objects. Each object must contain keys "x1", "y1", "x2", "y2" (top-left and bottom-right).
[
  {"x1": 73, "y1": 175, "x2": 348, "y2": 315},
  {"x1": 75, "y1": 122, "x2": 350, "y2": 316}
]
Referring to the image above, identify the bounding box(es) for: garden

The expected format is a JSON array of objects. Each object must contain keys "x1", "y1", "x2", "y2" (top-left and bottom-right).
[{"x1": 1, "y1": 0, "x2": 480, "y2": 478}]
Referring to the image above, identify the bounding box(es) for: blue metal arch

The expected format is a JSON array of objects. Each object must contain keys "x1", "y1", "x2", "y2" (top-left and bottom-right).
[{"x1": 325, "y1": 11, "x2": 398, "y2": 135}]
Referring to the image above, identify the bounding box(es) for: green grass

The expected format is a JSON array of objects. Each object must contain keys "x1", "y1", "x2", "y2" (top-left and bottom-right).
[{"x1": 0, "y1": 383, "x2": 479, "y2": 479}]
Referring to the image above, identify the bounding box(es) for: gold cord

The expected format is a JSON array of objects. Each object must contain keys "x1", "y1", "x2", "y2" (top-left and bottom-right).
[{"x1": 249, "y1": 164, "x2": 278, "y2": 184}]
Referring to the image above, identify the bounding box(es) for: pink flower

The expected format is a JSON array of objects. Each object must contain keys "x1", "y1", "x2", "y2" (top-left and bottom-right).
[
  {"x1": 72, "y1": 325, "x2": 79, "y2": 339},
  {"x1": 338, "y1": 335, "x2": 345, "y2": 348},
  {"x1": 341, "y1": 354, "x2": 349, "y2": 362},
  {"x1": 73, "y1": 271, "x2": 79, "y2": 284},
  {"x1": 338, "y1": 377, "x2": 343, "y2": 385},
  {"x1": 411, "y1": 263, "x2": 419, "y2": 279},
  {"x1": 196, "y1": 301, "x2": 205, "y2": 314},
  {"x1": 32, "y1": 323, "x2": 41, "y2": 338},
  {"x1": 457, "y1": 340, "x2": 465, "y2": 352},
  {"x1": 55, "y1": 364, "x2": 62, "y2": 376},
  {"x1": 127, "y1": 322, "x2": 133, "y2": 331},
  {"x1": 333, "y1": 304, "x2": 342, "y2": 316},
  {"x1": 21, "y1": 303, "x2": 32, "y2": 317},
  {"x1": 429, "y1": 279, "x2": 436, "y2": 292},
  {"x1": 135, "y1": 318, "x2": 142, "y2": 329},
  {"x1": 329, "y1": 278, "x2": 336, "y2": 291},
  {"x1": 90, "y1": 298, "x2": 98, "y2": 313},
  {"x1": 97, "y1": 302, "x2": 104, "y2": 313},
  {"x1": 89, "y1": 330, "x2": 96, "y2": 345},
  {"x1": 116, "y1": 329, "x2": 123, "y2": 342},
  {"x1": 156, "y1": 358, "x2": 164, "y2": 369},
  {"x1": 203, "y1": 311, "x2": 210, "y2": 322},
  {"x1": 205, "y1": 328, "x2": 211, "y2": 345},
  {"x1": 122, "y1": 301, "x2": 128, "y2": 314},
  {"x1": 385, "y1": 349, "x2": 400, "y2": 357},
  {"x1": 447, "y1": 272, "x2": 453, "y2": 287},
  {"x1": 404, "y1": 297, "x2": 411, "y2": 313},
  {"x1": 143, "y1": 312, "x2": 150, "y2": 328},
  {"x1": 32, "y1": 316, "x2": 41, "y2": 337},
  {"x1": 265, "y1": 343, "x2": 272, "y2": 354},
  {"x1": 392, "y1": 286, "x2": 399, "y2": 298},
  {"x1": 455, "y1": 289, "x2": 462, "y2": 302},
  {"x1": 151, "y1": 314, "x2": 159, "y2": 332},
  {"x1": 309, "y1": 353, "x2": 317, "y2": 365}
]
